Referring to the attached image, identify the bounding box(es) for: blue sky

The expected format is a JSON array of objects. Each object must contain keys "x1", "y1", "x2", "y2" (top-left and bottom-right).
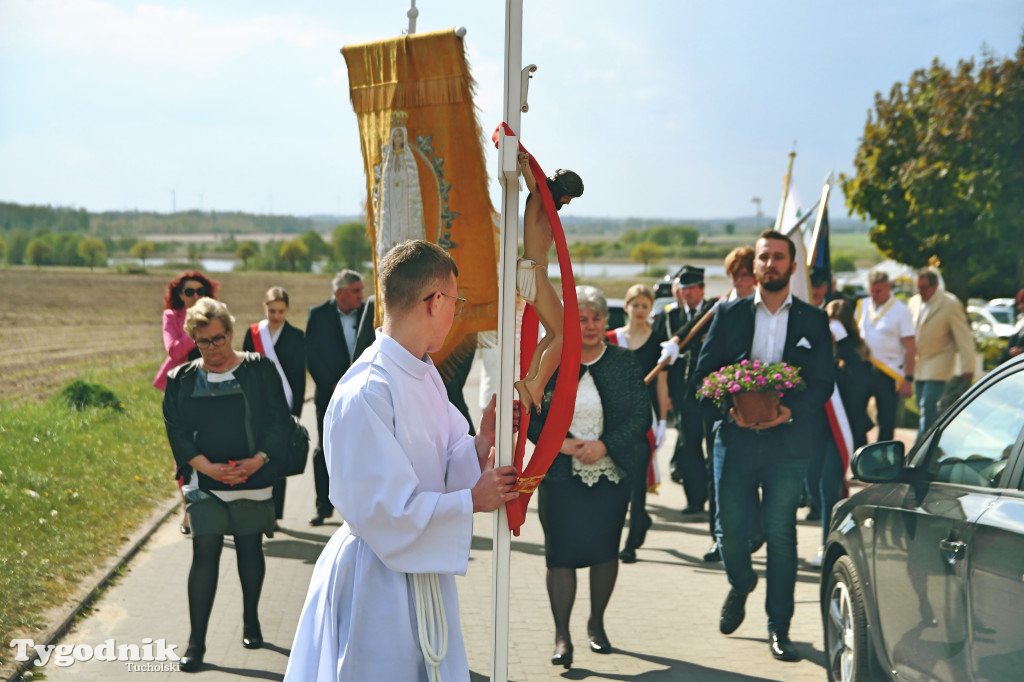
[{"x1": 0, "y1": 0, "x2": 1021, "y2": 221}]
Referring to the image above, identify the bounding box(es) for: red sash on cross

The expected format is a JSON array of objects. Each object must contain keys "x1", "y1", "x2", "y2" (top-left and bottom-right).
[{"x1": 493, "y1": 123, "x2": 581, "y2": 536}]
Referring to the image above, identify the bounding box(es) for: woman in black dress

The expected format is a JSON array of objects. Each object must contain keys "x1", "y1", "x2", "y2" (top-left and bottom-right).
[
  {"x1": 163, "y1": 298, "x2": 293, "y2": 671},
  {"x1": 529, "y1": 285, "x2": 651, "y2": 668},
  {"x1": 604, "y1": 283, "x2": 666, "y2": 562},
  {"x1": 243, "y1": 286, "x2": 306, "y2": 529}
]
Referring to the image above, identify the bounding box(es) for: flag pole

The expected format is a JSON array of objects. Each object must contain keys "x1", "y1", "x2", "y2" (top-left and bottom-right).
[
  {"x1": 773, "y1": 147, "x2": 797, "y2": 230},
  {"x1": 492, "y1": 1, "x2": 524, "y2": 680}
]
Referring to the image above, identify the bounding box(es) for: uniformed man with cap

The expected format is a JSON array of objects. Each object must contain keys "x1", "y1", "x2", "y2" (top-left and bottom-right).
[{"x1": 652, "y1": 265, "x2": 715, "y2": 515}]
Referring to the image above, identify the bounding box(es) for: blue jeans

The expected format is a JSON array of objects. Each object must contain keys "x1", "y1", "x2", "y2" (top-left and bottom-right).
[
  {"x1": 713, "y1": 427, "x2": 809, "y2": 633},
  {"x1": 806, "y1": 436, "x2": 844, "y2": 544},
  {"x1": 915, "y1": 379, "x2": 946, "y2": 437}
]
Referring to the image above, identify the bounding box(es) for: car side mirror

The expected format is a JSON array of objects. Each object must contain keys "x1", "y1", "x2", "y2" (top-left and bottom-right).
[{"x1": 851, "y1": 441, "x2": 905, "y2": 483}]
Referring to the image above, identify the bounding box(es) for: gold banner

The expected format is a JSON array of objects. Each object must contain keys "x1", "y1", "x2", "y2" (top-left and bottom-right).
[{"x1": 343, "y1": 29, "x2": 499, "y2": 372}]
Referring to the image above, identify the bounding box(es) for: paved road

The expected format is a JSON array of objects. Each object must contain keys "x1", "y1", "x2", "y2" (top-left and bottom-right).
[{"x1": 27, "y1": 357, "x2": 913, "y2": 681}]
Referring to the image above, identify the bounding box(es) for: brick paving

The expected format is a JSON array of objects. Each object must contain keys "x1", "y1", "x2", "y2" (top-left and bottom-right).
[{"x1": 26, "y1": 359, "x2": 916, "y2": 681}]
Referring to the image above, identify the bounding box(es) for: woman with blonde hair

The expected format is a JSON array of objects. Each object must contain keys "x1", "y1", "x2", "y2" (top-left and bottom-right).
[
  {"x1": 243, "y1": 286, "x2": 306, "y2": 531},
  {"x1": 605, "y1": 283, "x2": 666, "y2": 563}
]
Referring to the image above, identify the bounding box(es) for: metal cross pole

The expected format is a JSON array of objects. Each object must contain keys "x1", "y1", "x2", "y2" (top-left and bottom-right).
[{"x1": 491, "y1": 1, "x2": 525, "y2": 680}]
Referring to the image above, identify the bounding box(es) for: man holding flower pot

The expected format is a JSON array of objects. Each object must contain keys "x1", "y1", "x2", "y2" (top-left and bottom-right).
[{"x1": 694, "y1": 229, "x2": 835, "y2": 662}]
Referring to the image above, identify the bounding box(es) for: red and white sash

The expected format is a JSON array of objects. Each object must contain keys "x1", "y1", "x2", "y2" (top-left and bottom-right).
[{"x1": 249, "y1": 320, "x2": 293, "y2": 409}]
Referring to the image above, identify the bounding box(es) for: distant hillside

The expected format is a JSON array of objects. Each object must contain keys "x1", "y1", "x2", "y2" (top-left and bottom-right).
[
  {"x1": 0, "y1": 202, "x2": 361, "y2": 237},
  {"x1": 0, "y1": 200, "x2": 870, "y2": 240}
]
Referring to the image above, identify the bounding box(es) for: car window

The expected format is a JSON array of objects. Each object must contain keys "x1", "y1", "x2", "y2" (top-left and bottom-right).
[{"x1": 924, "y1": 368, "x2": 1024, "y2": 489}]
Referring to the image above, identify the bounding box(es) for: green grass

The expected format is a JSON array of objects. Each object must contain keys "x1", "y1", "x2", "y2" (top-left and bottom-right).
[{"x1": 0, "y1": 362, "x2": 176, "y2": 661}]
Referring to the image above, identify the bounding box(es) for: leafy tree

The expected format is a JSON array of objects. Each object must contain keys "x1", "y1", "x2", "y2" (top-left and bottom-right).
[
  {"x1": 5, "y1": 229, "x2": 29, "y2": 265},
  {"x1": 630, "y1": 241, "x2": 663, "y2": 273},
  {"x1": 832, "y1": 254, "x2": 856, "y2": 273},
  {"x1": 299, "y1": 229, "x2": 332, "y2": 260},
  {"x1": 235, "y1": 242, "x2": 257, "y2": 270},
  {"x1": 333, "y1": 222, "x2": 371, "y2": 270},
  {"x1": 841, "y1": 39, "x2": 1024, "y2": 300},
  {"x1": 280, "y1": 239, "x2": 309, "y2": 271},
  {"x1": 130, "y1": 240, "x2": 155, "y2": 266},
  {"x1": 26, "y1": 238, "x2": 53, "y2": 267},
  {"x1": 570, "y1": 242, "x2": 595, "y2": 269},
  {"x1": 77, "y1": 237, "x2": 107, "y2": 270},
  {"x1": 0, "y1": 235, "x2": 6, "y2": 264},
  {"x1": 724, "y1": 223, "x2": 736, "y2": 236}
]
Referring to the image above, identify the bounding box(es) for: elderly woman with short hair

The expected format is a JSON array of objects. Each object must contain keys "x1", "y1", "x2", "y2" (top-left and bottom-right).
[
  {"x1": 163, "y1": 297, "x2": 293, "y2": 671},
  {"x1": 528, "y1": 285, "x2": 651, "y2": 668}
]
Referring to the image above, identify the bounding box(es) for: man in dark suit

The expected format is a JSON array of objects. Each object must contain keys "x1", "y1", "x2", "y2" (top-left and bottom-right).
[
  {"x1": 306, "y1": 270, "x2": 375, "y2": 526},
  {"x1": 694, "y1": 230, "x2": 834, "y2": 662},
  {"x1": 652, "y1": 266, "x2": 715, "y2": 515}
]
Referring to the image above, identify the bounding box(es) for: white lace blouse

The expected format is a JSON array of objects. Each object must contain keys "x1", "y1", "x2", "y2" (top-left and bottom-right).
[{"x1": 569, "y1": 349, "x2": 624, "y2": 486}]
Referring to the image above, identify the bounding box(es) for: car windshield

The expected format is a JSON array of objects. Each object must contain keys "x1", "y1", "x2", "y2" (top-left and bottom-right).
[
  {"x1": 988, "y1": 308, "x2": 1014, "y2": 324},
  {"x1": 921, "y1": 367, "x2": 1024, "y2": 488}
]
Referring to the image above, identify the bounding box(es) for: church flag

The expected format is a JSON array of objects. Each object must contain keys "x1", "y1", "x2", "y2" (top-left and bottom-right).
[{"x1": 343, "y1": 29, "x2": 499, "y2": 373}]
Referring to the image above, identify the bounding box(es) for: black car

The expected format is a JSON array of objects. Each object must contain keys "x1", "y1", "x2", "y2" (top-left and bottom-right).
[{"x1": 820, "y1": 354, "x2": 1024, "y2": 682}]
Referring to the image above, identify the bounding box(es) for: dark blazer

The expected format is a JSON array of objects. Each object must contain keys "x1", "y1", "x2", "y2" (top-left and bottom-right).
[
  {"x1": 653, "y1": 299, "x2": 717, "y2": 405},
  {"x1": 527, "y1": 344, "x2": 651, "y2": 482},
  {"x1": 694, "y1": 295, "x2": 835, "y2": 458},
  {"x1": 306, "y1": 296, "x2": 375, "y2": 416},
  {"x1": 243, "y1": 320, "x2": 306, "y2": 417},
  {"x1": 163, "y1": 353, "x2": 293, "y2": 490}
]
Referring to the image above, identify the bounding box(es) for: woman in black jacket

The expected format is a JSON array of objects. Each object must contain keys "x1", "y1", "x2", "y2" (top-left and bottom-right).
[
  {"x1": 243, "y1": 286, "x2": 306, "y2": 527},
  {"x1": 528, "y1": 285, "x2": 650, "y2": 668},
  {"x1": 163, "y1": 298, "x2": 293, "y2": 671}
]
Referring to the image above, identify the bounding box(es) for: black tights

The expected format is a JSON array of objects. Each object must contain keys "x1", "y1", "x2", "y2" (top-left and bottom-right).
[
  {"x1": 546, "y1": 559, "x2": 618, "y2": 647},
  {"x1": 187, "y1": 534, "x2": 265, "y2": 649}
]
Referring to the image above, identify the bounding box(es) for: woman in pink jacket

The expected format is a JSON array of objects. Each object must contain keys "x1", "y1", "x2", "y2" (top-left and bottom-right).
[{"x1": 153, "y1": 270, "x2": 219, "y2": 534}]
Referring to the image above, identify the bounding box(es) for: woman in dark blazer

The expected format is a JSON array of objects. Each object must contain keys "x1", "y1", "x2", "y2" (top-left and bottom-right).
[
  {"x1": 243, "y1": 286, "x2": 306, "y2": 527},
  {"x1": 528, "y1": 285, "x2": 650, "y2": 668}
]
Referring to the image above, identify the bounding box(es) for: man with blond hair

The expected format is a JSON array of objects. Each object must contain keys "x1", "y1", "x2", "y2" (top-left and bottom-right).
[{"x1": 286, "y1": 240, "x2": 519, "y2": 682}]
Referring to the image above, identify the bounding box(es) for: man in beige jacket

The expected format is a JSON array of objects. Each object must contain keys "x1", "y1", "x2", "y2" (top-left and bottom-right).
[{"x1": 907, "y1": 268, "x2": 976, "y2": 437}]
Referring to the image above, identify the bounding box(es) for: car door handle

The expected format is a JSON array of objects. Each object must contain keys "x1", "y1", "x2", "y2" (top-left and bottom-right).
[{"x1": 939, "y1": 539, "x2": 967, "y2": 565}]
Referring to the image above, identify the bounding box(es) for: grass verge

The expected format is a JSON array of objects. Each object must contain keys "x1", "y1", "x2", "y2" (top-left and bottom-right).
[{"x1": 0, "y1": 362, "x2": 176, "y2": 662}]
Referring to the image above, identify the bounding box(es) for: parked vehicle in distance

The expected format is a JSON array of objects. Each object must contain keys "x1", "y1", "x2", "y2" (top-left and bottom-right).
[
  {"x1": 967, "y1": 305, "x2": 1015, "y2": 340},
  {"x1": 820, "y1": 354, "x2": 1024, "y2": 682},
  {"x1": 605, "y1": 298, "x2": 626, "y2": 331}
]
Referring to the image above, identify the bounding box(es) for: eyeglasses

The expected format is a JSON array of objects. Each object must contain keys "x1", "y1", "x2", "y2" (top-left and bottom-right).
[
  {"x1": 182, "y1": 287, "x2": 207, "y2": 297},
  {"x1": 194, "y1": 334, "x2": 228, "y2": 349},
  {"x1": 422, "y1": 291, "x2": 467, "y2": 316}
]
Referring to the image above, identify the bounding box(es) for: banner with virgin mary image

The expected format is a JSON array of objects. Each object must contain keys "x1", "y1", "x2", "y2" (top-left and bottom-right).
[{"x1": 343, "y1": 29, "x2": 499, "y2": 374}]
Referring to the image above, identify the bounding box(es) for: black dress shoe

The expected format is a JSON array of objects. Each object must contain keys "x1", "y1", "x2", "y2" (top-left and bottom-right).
[
  {"x1": 179, "y1": 524, "x2": 191, "y2": 535},
  {"x1": 703, "y1": 541, "x2": 721, "y2": 562},
  {"x1": 179, "y1": 645, "x2": 205, "y2": 672},
  {"x1": 720, "y1": 574, "x2": 757, "y2": 635},
  {"x1": 805, "y1": 507, "x2": 822, "y2": 521},
  {"x1": 551, "y1": 643, "x2": 573, "y2": 668},
  {"x1": 619, "y1": 548, "x2": 637, "y2": 563},
  {"x1": 242, "y1": 623, "x2": 263, "y2": 649},
  {"x1": 589, "y1": 635, "x2": 612, "y2": 654},
  {"x1": 681, "y1": 504, "x2": 706, "y2": 515},
  {"x1": 769, "y1": 630, "x2": 800, "y2": 661},
  {"x1": 308, "y1": 514, "x2": 329, "y2": 527}
]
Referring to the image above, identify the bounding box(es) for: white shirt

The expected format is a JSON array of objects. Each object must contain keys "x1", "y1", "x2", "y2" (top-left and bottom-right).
[
  {"x1": 751, "y1": 289, "x2": 793, "y2": 365},
  {"x1": 337, "y1": 305, "x2": 359, "y2": 361},
  {"x1": 285, "y1": 333, "x2": 479, "y2": 682},
  {"x1": 857, "y1": 295, "x2": 914, "y2": 373}
]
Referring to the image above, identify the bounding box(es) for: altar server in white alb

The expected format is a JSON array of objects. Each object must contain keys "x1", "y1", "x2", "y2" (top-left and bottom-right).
[{"x1": 285, "y1": 239, "x2": 520, "y2": 682}]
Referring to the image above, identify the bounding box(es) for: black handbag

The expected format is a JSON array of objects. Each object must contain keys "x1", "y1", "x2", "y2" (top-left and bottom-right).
[{"x1": 281, "y1": 416, "x2": 310, "y2": 477}]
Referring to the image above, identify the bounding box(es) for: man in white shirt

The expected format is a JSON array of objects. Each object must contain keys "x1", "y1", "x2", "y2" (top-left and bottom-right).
[
  {"x1": 857, "y1": 269, "x2": 916, "y2": 442},
  {"x1": 693, "y1": 230, "x2": 834, "y2": 662},
  {"x1": 286, "y1": 240, "x2": 519, "y2": 682}
]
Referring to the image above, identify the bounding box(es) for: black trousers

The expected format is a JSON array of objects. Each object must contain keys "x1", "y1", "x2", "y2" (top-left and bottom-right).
[
  {"x1": 312, "y1": 399, "x2": 334, "y2": 518},
  {"x1": 672, "y1": 399, "x2": 709, "y2": 510},
  {"x1": 865, "y1": 370, "x2": 898, "y2": 442}
]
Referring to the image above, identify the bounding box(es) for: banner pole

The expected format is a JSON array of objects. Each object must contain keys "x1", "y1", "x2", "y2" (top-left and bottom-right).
[{"x1": 491, "y1": 1, "x2": 524, "y2": 680}]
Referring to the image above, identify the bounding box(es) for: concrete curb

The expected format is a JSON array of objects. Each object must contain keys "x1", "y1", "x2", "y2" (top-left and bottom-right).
[{"x1": 0, "y1": 494, "x2": 182, "y2": 682}]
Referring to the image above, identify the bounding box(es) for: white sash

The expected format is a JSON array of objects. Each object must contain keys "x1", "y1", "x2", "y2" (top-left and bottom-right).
[{"x1": 257, "y1": 320, "x2": 294, "y2": 409}]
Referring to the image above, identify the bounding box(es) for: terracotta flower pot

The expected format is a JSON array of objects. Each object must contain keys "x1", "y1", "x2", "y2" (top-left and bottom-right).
[{"x1": 731, "y1": 390, "x2": 779, "y2": 425}]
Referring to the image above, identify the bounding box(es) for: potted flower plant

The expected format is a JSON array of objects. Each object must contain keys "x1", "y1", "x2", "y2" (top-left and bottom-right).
[{"x1": 696, "y1": 359, "x2": 806, "y2": 426}]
